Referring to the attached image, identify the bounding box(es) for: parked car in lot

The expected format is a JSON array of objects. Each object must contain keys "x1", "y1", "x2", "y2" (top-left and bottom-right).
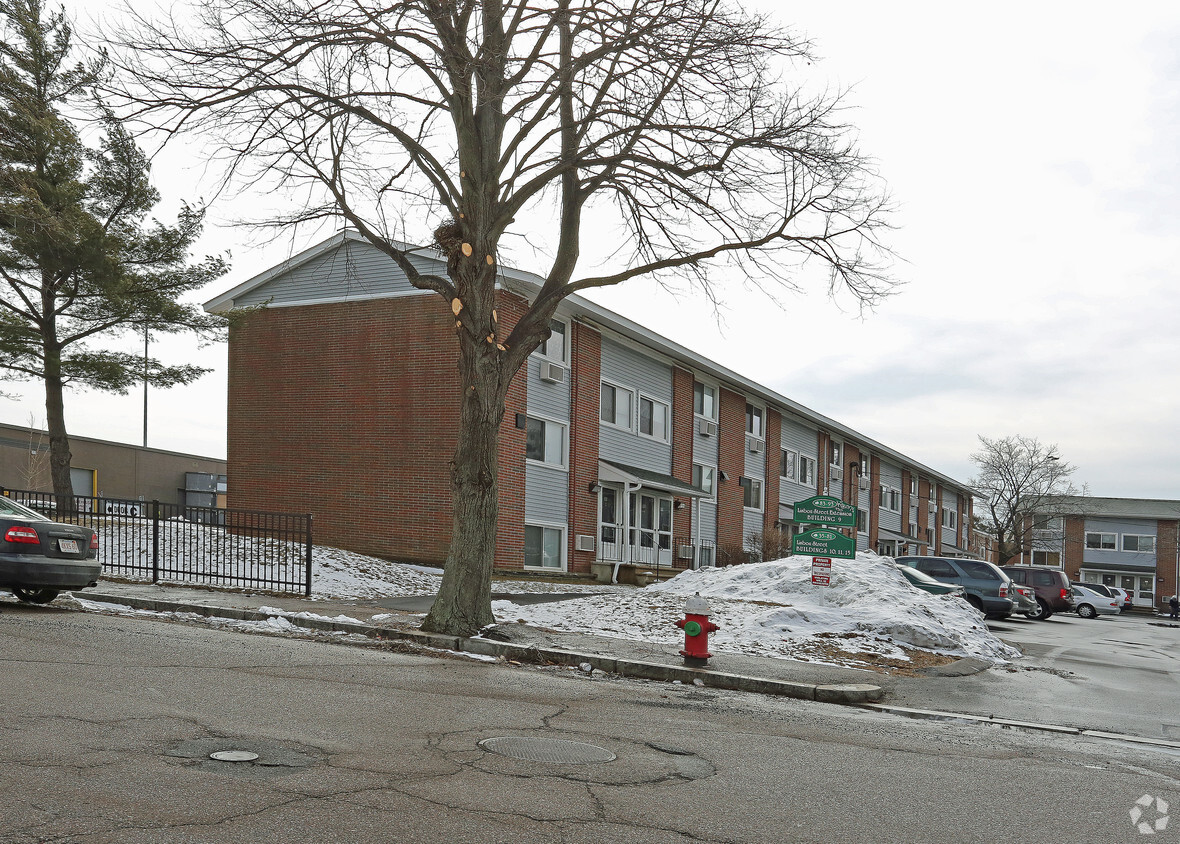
[
  {"x1": 1000, "y1": 565, "x2": 1074, "y2": 621},
  {"x1": 0, "y1": 496, "x2": 100, "y2": 604},
  {"x1": 896, "y1": 556, "x2": 1014, "y2": 618},
  {"x1": 1010, "y1": 583, "x2": 1038, "y2": 616},
  {"x1": 894, "y1": 564, "x2": 967, "y2": 598},
  {"x1": 1077, "y1": 582, "x2": 1134, "y2": 612},
  {"x1": 1071, "y1": 584, "x2": 1121, "y2": 618}
]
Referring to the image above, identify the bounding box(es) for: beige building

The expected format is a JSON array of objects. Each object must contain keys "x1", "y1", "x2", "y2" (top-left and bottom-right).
[{"x1": 0, "y1": 421, "x2": 226, "y2": 506}]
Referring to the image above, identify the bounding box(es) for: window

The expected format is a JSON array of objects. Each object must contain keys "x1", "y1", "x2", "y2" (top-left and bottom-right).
[
  {"x1": 600, "y1": 382, "x2": 633, "y2": 429},
  {"x1": 524, "y1": 524, "x2": 564, "y2": 569},
  {"x1": 881, "y1": 486, "x2": 900, "y2": 512},
  {"x1": 745, "y1": 404, "x2": 763, "y2": 439},
  {"x1": 915, "y1": 558, "x2": 957, "y2": 578},
  {"x1": 859, "y1": 455, "x2": 869, "y2": 477},
  {"x1": 910, "y1": 476, "x2": 917, "y2": 496},
  {"x1": 698, "y1": 545, "x2": 715, "y2": 567},
  {"x1": 1123, "y1": 534, "x2": 1156, "y2": 553},
  {"x1": 1085, "y1": 532, "x2": 1116, "y2": 550},
  {"x1": 857, "y1": 509, "x2": 867, "y2": 532},
  {"x1": 958, "y1": 560, "x2": 1000, "y2": 581},
  {"x1": 799, "y1": 456, "x2": 816, "y2": 485},
  {"x1": 830, "y1": 441, "x2": 842, "y2": 468},
  {"x1": 780, "y1": 449, "x2": 797, "y2": 480},
  {"x1": 538, "y1": 319, "x2": 566, "y2": 361},
  {"x1": 740, "y1": 477, "x2": 763, "y2": 510},
  {"x1": 638, "y1": 396, "x2": 669, "y2": 441},
  {"x1": 941, "y1": 509, "x2": 956, "y2": 529},
  {"x1": 525, "y1": 416, "x2": 565, "y2": 466},
  {"x1": 693, "y1": 382, "x2": 717, "y2": 420},
  {"x1": 1032, "y1": 550, "x2": 1061, "y2": 567},
  {"x1": 692, "y1": 463, "x2": 716, "y2": 497}
]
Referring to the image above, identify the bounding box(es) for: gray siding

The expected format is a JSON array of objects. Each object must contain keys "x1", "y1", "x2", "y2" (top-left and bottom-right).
[
  {"x1": 878, "y1": 461, "x2": 903, "y2": 534},
  {"x1": 526, "y1": 356, "x2": 571, "y2": 421},
  {"x1": 743, "y1": 508, "x2": 762, "y2": 547},
  {"x1": 598, "y1": 337, "x2": 673, "y2": 473},
  {"x1": 1083, "y1": 517, "x2": 1159, "y2": 568},
  {"x1": 778, "y1": 416, "x2": 819, "y2": 508},
  {"x1": 697, "y1": 500, "x2": 717, "y2": 545},
  {"x1": 525, "y1": 464, "x2": 569, "y2": 525},
  {"x1": 236, "y1": 240, "x2": 428, "y2": 306}
]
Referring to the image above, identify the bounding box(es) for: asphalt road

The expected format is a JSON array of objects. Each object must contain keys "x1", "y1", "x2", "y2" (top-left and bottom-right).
[
  {"x1": 885, "y1": 610, "x2": 1180, "y2": 741},
  {"x1": 2, "y1": 602, "x2": 1179, "y2": 843}
]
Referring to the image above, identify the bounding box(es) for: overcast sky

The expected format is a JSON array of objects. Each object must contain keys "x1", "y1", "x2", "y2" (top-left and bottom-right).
[{"x1": 3, "y1": 1, "x2": 1179, "y2": 499}]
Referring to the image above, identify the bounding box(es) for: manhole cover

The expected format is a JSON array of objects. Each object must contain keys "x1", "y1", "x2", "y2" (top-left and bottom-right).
[
  {"x1": 479, "y1": 736, "x2": 616, "y2": 764},
  {"x1": 210, "y1": 750, "x2": 260, "y2": 762}
]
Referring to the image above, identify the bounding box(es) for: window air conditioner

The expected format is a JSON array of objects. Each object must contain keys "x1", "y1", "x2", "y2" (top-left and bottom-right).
[
  {"x1": 697, "y1": 418, "x2": 718, "y2": 437},
  {"x1": 539, "y1": 361, "x2": 566, "y2": 384},
  {"x1": 748, "y1": 437, "x2": 764, "y2": 454},
  {"x1": 858, "y1": 477, "x2": 870, "y2": 490},
  {"x1": 575, "y1": 534, "x2": 596, "y2": 552},
  {"x1": 830, "y1": 466, "x2": 844, "y2": 481},
  {"x1": 677, "y1": 545, "x2": 695, "y2": 560}
]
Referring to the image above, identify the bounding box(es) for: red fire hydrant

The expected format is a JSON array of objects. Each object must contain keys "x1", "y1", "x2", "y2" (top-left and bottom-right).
[{"x1": 675, "y1": 592, "x2": 719, "y2": 668}]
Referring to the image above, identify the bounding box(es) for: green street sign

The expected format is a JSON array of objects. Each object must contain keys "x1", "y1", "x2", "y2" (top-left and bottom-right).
[
  {"x1": 792, "y1": 528, "x2": 856, "y2": 560},
  {"x1": 792, "y1": 495, "x2": 857, "y2": 527}
]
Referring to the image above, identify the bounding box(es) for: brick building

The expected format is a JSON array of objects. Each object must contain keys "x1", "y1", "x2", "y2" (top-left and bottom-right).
[
  {"x1": 204, "y1": 231, "x2": 976, "y2": 580},
  {"x1": 1025, "y1": 496, "x2": 1180, "y2": 611}
]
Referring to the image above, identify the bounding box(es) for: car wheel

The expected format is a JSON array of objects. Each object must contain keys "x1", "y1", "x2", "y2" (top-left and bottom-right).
[
  {"x1": 13, "y1": 587, "x2": 60, "y2": 604},
  {"x1": 1077, "y1": 603, "x2": 1096, "y2": 619},
  {"x1": 1025, "y1": 599, "x2": 1050, "y2": 621},
  {"x1": 966, "y1": 595, "x2": 984, "y2": 614}
]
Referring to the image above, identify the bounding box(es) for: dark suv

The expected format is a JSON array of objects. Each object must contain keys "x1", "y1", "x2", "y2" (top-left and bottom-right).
[
  {"x1": 896, "y1": 556, "x2": 1014, "y2": 619},
  {"x1": 1000, "y1": 565, "x2": 1073, "y2": 621}
]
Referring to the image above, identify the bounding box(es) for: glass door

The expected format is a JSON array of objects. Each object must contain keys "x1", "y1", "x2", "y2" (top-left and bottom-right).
[
  {"x1": 599, "y1": 486, "x2": 623, "y2": 561},
  {"x1": 629, "y1": 492, "x2": 672, "y2": 567}
]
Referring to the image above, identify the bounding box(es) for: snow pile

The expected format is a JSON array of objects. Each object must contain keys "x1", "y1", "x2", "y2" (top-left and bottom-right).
[{"x1": 492, "y1": 553, "x2": 1019, "y2": 668}]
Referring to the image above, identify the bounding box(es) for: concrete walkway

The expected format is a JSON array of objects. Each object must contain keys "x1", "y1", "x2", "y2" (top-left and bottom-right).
[{"x1": 64, "y1": 579, "x2": 896, "y2": 704}]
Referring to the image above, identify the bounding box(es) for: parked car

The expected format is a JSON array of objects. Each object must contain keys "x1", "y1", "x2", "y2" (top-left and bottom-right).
[
  {"x1": 1010, "y1": 583, "x2": 1038, "y2": 616},
  {"x1": 0, "y1": 495, "x2": 100, "y2": 604},
  {"x1": 894, "y1": 564, "x2": 967, "y2": 598},
  {"x1": 1071, "y1": 584, "x2": 1121, "y2": 618},
  {"x1": 1110, "y1": 587, "x2": 1134, "y2": 612},
  {"x1": 1000, "y1": 565, "x2": 1074, "y2": 621},
  {"x1": 896, "y1": 556, "x2": 1014, "y2": 618}
]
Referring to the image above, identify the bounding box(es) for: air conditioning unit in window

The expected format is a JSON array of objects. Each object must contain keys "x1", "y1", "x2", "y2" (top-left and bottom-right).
[
  {"x1": 677, "y1": 545, "x2": 695, "y2": 560},
  {"x1": 539, "y1": 361, "x2": 566, "y2": 384},
  {"x1": 575, "y1": 534, "x2": 596, "y2": 552},
  {"x1": 830, "y1": 466, "x2": 844, "y2": 481},
  {"x1": 747, "y1": 437, "x2": 764, "y2": 454},
  {"x1": 697, "y1": 418, "x2": 717, "y2": 437},
  {"x1": 858, "y1": 477, "x2": 870, "y2": 490}
]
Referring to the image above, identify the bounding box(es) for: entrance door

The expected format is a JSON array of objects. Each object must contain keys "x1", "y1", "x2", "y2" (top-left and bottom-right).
[
  {"x1": 629, "y1": 492, "x2": 672, "y2": 567},
  {"x1": 598, "y1": 486, "x2": 623, "y2": 561}
]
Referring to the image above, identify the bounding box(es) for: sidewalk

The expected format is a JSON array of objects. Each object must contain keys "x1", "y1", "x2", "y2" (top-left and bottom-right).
[{"x1": 66, "y1": 579, "x2": 903, "y2": 705}]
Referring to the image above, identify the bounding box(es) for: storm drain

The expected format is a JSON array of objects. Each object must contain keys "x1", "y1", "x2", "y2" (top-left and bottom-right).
[{"x1": 479, "y1": 736, "x2": 616, "y2": 764}]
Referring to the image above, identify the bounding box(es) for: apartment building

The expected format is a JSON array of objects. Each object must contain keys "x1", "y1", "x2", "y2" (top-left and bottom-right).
[
  {"x1": 204, "y1": 231, "x2": 975, "y2": 581},
  {"x1": 1025, "y1": 496, "x2": 1180, "y2": 611}
]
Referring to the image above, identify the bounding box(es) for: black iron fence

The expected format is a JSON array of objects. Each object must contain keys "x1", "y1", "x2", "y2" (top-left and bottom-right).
[{"x1": 2, "y1": 488, "x2": 313, "y2": 596}]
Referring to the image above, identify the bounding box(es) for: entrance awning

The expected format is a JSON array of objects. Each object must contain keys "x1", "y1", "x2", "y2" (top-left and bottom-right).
[{"x1": 598, "y1": 460, "x2": 708, "y2": 499}]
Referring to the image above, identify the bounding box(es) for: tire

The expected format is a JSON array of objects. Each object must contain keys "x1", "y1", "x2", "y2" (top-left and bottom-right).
[
  {"x1": 966, "y1": 595, "x2": 984, "y2": 613},
  {"x1": 1025, "y1": 599, "x2": 1050, "y2": 621},
  {"x1": 1077, "y1": 603, "x2": 1096, "y2": 619},
  {"x1": 13, "y1": 587, "x2": 60, "y2": 604}
]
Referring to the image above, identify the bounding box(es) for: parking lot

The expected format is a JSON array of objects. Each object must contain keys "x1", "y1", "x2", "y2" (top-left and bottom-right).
[{"x1": 885, "y1": 609, "x2": 1180, "y2": 741}]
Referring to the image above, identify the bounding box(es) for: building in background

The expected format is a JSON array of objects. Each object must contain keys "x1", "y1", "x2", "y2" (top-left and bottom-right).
[
  {"x1": 206, "y1": 231, "x2": 976, "y2": 580},
  {"x1": 0, "y1": 420, "x2": 226, "y2": 506},
  {"x1": 1025, "y1": 495, "x2": 1179, "y2": 611}
]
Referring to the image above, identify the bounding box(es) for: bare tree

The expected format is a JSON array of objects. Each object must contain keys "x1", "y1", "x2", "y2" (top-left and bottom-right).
[
  {"x1": 969, "y1": 435, "x2": 1082, "y2": 566},
  {"x1": 109, "y1": 0, "x2": 896, "y2": 636}
]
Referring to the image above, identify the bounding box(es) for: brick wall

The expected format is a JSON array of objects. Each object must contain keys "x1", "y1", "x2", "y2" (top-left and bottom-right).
[
  {"x1": 1157, "y1": 520, "x2": 1178, "y2": 609},
  {"x1": 228, "y1": 295, "x2": 461, "y2": 564},
  {"x1": 567, "y1": 322, "x2": 602, "y2": 574},
  {"x1": 763, "y1": 408, "x2": 782, "y2": 535},
  {"x1": 672, "y1": 366, "x2": 696, "y2": 545},
  {"x1": 1063, "y1": 516, "x2": 1085, "y2": 576},
  {"x1": 493, "y1": 290, "x2": 529, "y2": 570},
  {"x1": 717, "y1": 387, "x2": 746, "y2": 554}
]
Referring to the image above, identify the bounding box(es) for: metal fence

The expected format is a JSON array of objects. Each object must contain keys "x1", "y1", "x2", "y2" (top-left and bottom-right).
[{"x1": 2, "y1": 489, "x2": 313, "y2": 596}]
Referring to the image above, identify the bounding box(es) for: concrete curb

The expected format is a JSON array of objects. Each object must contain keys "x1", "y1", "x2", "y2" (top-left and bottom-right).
[{"x1": 75, "y1": 591, "x2": 884, "y2": 704}]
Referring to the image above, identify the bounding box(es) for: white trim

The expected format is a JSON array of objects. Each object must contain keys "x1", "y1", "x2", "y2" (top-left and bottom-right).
[
  {"x1": 692, "y1": 461, "x2": 717, "y2": 501},
  {"x1": 692, "y1": 379, "x2": 720, "y2": 422},
  {"x1": 637, "y1": 393, "x2": 671, "y2": 443},
  {"x1": 745, "y1": 402, "x2": 765, "y2": 441},
  {"x1": 524, "y1": 521, "x2": 567, "y2": 571},
  {"x1": 779, "y1": 448, "x2": 798, "y2": 481},
  {"x1": 531, "y1": 317, "x2": 570, "y2": 365},
  {"x1": 741, "y1": 476, "x2": 764, "y2": 512},
  {"x1": 217, "y1": 288, "x2": 434, "y2": 312}
]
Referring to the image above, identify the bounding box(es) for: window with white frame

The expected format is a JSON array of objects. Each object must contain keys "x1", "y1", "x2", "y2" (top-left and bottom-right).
[
  {"x1": 881, "y1": 486, "x2": 901, "y2": 512},
  {"x1": 746, "y1": 404, "x2": 763, "y2": 439},
  {"x1": 537, "y1": 319, "x2": 566, "y2": 362},
  {"x1": 1086, "y1": 532, "x2": 1116, "y2": 550},
  {"x1": 910, "y1": 476, "x2": 918, "y2": 496},
  {"x1": 525, "y1": 416, "x2": 565, "y2": 467},
  {"x1": 698, "y1": 545, "x2": 715, "y2": 567},
  {"x1": 692, "y1": 463, "x2": 716, "y2": 497},
  {"x1": 638, "y1": 395, "x2": 670, "y2": 441},
  {"x1": 693, "y1": 382, "x2": 717, "y2": 420},
  {"x1": 799, "y1": 456, "x2": 816, "y2": 485},
  {"x1": 857, "y1": 509, "x2": 867, "y2": 532},
  {"x1": 524, "y1": 524, "x2": 564, "y2": 569},
  {"x1": 599, "y1": 382, "x2": 633, "y2": 429},
  {"x1": 780, "y1": 449, "x2": 797, "y2": 480},
  {"x1": 1123, "y1": 534, "x2": 1156, "y2": 553},
  {"x1": 740, "y1": 477, "x2": 763, "y2": 510},
  {"x1": 941, "y1": 508, "x2": 956, "y2": 529}
]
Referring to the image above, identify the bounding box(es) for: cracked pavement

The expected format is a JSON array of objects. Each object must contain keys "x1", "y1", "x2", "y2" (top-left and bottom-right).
[{"x1": 3, "y1": 601, "x2": 1178, "y2": 842}]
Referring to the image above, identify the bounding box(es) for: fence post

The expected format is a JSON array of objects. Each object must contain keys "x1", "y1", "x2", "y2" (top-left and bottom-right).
[
  {"x1": 304, "y1": 514, "x2": 314, "y2": 597},
  {"x1": 152, "y1": 500, "x2": 160, "y2": 584}
]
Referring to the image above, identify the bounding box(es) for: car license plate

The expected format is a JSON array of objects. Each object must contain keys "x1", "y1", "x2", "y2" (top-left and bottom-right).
[{"x1": 58, "y1": 539, "x2": 79, "y2": 553}]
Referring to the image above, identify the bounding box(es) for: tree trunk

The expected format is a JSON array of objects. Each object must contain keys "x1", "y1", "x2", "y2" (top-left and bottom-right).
[
  {"x1": 421, "y1": 334, "x2": 506, "y2": 637},
  {"x1": 43, "y1": 343, "x2": 74, "y2": 514}
]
